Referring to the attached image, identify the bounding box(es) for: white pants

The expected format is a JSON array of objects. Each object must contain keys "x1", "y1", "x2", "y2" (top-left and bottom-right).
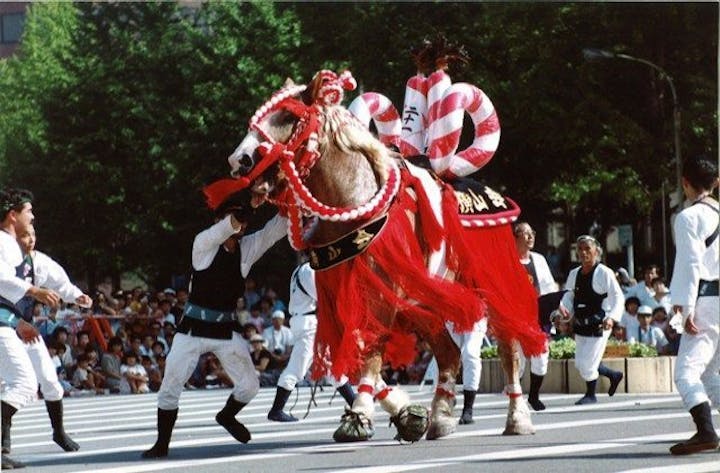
[
  {"x1": 157, "y1": 332, "x2": 258, "y2": 410},
  {"x1": 674, "y1": 296, "x2": 720, "y2": 410},
  {"x1": 0, "y1": 326, "x2": 37, "y2": 409},
  {"x1": 575, "y1": 330, "x2": 612, "y2": 381},
  {"x1": 277, "y1": 315, "x2": 347, "y2": 391},
  {"x1": 519, "y1": 344, "x2": 550, "y2": 377},
  {"x1": 449, "y1": 319, "x2": 487, "y2": 391},
  {"x1": 25, "y1": 337, "x2": 64, "y2": 401}
]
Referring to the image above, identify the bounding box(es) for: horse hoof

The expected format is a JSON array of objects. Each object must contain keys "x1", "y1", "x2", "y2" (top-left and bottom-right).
[
  {"x1": 503, "y1": 399, "x2": 535, "y2": 436},
  {"x1": 333, "y1": 410, "x2": 374, "y2": 443},
  {"x1": 426, "y1": 417, "x2": 457, "y2": 440}
]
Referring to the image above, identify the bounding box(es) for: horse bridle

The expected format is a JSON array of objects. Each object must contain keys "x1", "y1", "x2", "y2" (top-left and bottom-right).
[{"x1": 246, "y1": 70, "x2": 402, "y2": 250}]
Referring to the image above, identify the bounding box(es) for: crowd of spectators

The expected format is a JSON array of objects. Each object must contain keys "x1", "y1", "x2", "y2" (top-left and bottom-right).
[{"x1": 31, "y1": 256, "x2": 682, "y2": 399}]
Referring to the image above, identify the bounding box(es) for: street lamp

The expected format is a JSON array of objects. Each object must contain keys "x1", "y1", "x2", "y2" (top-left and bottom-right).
[
  {"x1": 583, "y1": 48, "x2": 682, "y2": 276},
  {"x1": 582, "y1": 48, "x2": 682, "y2": 201}
]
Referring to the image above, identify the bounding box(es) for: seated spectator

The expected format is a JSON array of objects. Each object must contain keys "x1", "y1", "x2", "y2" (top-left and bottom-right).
[
  {"x1": 200, "y1": 353, "x2": 233, "y2": 389},
  {"x1": 248, "y1": 304, "x2": 265, "y2": 332},
  {"x1": 73, "y1": 330, "x2": 95, "y2": 360},
  {"x1": 72, "y1": 353, "x2": 105, "y2": 394},
  {"x1": 627, "y1": 305, "x2": 669, "y2": 354},
  {"x1": 249, "y1": 334, "x2": 275, "y2": 386},
  {"x1": 156, "y1": 353, "x2": 167, "y2": 380},
  {"x1": 234, "y1": 296, "x2": 251, "y2": 326},
  {"x1": 121, "y1": 352, "x2": 150, "y2": 394},
  {"x1": 128, "y1": 335, "x2": 144, "y2": 359},
  {"x1": 610, "y1": 324, "x2": 626, "y2": 342},
  {"x1": 140, "y1": 334, "x2": 155, "y2": 358},
  {"x1": 102, "y1": 337, "x2": 124, "y2": 393},
  {"x1": 241, "y1": 322, "x2": 259, "y2": 341},
  {"x1": 262, "y1": 311, "x2": 293, "y2": 370},
  {"x1": 405, "y1": 340, "x2": 434, "y2": 384},
  {"x1": 650, "y1": 277, "x2": 672, "y2": 314},
  {"x1": 158, "y1": 298, "x2": 175, "y2": 326},
  {"x1": 47, "y1": 340, "x2": 73, "y2": 394},
  {"x1": 151, "y1": 340, "x2": 166, "y2": 361},
  {"x1": 52, "y1": 326, "x2": 74, "y2": 370},
  {"x1": 264, "y1": 287, "x2": 287, "y2": 313},
  {"x1": 615, "y1": 267, "x2": 636, "y2": 295},
  {"x1": 141, "y1": 355, "x2": 163, "y2": 392},
  {"x1": 162, "y1": 321, "x2": 175, "y2": 344},
  {"x1": 620, "y1": 296, "x2": 641, "y2": 334},
  {"x1": 651, "y1": 306, "x2": 670, "y2": 332}
]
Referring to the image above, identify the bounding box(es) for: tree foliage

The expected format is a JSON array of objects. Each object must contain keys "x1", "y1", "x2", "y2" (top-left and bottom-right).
[{"x1": 0, "y1": 2, "x2": 716, "y2": 289}]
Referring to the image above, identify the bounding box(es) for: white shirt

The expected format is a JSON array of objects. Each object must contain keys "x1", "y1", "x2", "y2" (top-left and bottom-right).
[
  {"x1": 0, "y1": 230, "x2": 31, "y2": 304},
  {"x1": 262, "y1": 325, "x2": 293, "y2": 353},
  {"x1": 529, "y1": 251, "x2": 557, "y2": 296},
  {"x1": 288, "y1": 263, "x2": 317, "y2": 316},
  {"x1": 560, "y1": 263, "x2": 625, "y2": 323},
  {"x1": 30, "y1": 250, "x2": 83, "y2": 303},
  {"x1": 627, "y1": 324, "x2": 669, "y2": 349},
  {"x1": 191, "y1": 214, "x2": 287, "y2": 278},
  {"x1": 669, "y1": 199, "x2": 719, "y2": 318}
]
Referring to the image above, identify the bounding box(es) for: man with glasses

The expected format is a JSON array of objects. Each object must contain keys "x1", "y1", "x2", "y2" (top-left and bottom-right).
[
  {"x1": 514, "y1": 222, "x2": 557, "y2": 411},
  {"x1": 558, "y1": 235, "x2": 624, "y2": 405}
]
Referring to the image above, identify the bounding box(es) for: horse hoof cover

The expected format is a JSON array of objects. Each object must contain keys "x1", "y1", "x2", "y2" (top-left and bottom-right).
[
  {"x1": 502, "y1": 398, "x2": 536, "y2": 436},
  {"x1": 333, "y1": 410, "x2": 375, "y2": 443},
  {"x1": 389, "y1": 404, "x2": 430, "y2": 443}
]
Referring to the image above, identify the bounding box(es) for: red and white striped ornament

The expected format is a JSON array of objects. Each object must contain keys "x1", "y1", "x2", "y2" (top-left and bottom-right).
[{"x1": 348, "y1": 92, "x2": 401, "y2": 149}]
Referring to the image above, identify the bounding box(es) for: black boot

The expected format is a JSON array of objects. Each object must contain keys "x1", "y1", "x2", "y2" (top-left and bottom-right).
[
  {"x1": 528, "y1": 373, "x2": 546, "y2": 411},
  {"x1": 575, "y1": 379, "x2": 597, "y2": 405},
  {"x1": 336, "y1": 382, "x2": 356, "y2": 407},
  {"x1": 142, "y1": 408, "x2": 178, "y2": 458},
  {"x1": 459, "y1": 390, "x2": 476, "y2": 424},
  {"x1": 216, "y1": 395, "x2": 251, "y2": 443},
  {"x1": 1, "y1": 402, "x2": 16, "y2": 454},
  {"x1": 45, "y1": 400, "x2": 79, "y2": 452},
  {"x1": 670, "y1": 402, "x2": 720, "y2": 455},
  {"x1": 598, "y1": 363, "x2": 623, "y2": 396},
  {"x1": 267, "y1": 387, "x2": 298, "y2": 422}
]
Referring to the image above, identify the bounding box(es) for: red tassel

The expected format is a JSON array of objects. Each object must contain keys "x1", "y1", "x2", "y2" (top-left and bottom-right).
[{"x1": 202, "y1": 177, "x2": 250, "y2": 210}]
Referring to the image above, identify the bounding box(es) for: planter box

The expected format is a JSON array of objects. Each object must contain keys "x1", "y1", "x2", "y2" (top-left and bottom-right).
[
  {"x1": 604, "y1": 344, "x2": 630, "y2": 358},
  {"x1": 568, "y1": 358, "x2": 626, "y2": 394},
  {"x1": 478, "y1": 358, "x2": 505, "y2": 393},
  {"x1": 479, "y1": 356, "x2": 675, "y2": 394},
  {"x1": 626, "y1": 356, "x2": 673, "y2": 393}
]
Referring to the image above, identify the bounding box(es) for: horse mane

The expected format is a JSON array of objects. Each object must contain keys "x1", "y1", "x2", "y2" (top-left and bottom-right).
[{"x1": 318, "y1": 105, "x2": 390, "y2": 184}]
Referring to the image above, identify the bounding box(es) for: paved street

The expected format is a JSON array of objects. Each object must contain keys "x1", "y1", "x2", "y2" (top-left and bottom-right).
[{"x1": 9, "y1": 386, "x2": 720, "y2": 473}]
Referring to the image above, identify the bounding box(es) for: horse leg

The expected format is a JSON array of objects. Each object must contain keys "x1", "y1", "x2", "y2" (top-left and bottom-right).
[
  {"x1": 426, "y1": 330, "x2": 461, "y2": 440},
  {"x1": 332, "y1": 353, "x2": 382, "y2": 442},
  {"x1": 498, "y1": 339, "x2": 535, "y2": 435}
]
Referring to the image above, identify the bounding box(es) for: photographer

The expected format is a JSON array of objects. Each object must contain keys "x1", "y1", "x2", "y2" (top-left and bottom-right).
[
  {"x1": 558, "y1": 235, "x2": 625, "y2": 406},
  {"x1": 262, "y1": 310, "x2": 293, "y2": 371}
]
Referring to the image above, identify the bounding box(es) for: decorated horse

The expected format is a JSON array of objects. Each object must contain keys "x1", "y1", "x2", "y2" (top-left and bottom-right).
[{"x1": 205, "y1": 40, "x2": 546, "y2": 442}]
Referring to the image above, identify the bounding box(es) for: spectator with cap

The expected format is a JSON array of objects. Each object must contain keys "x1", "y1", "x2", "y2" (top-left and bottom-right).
[
  {"x1": 262, "y1": 310, "x2": 293, "y2": 371},
  {"x1": 627, "y1": 305, "x2": 669, "y2": 354}
]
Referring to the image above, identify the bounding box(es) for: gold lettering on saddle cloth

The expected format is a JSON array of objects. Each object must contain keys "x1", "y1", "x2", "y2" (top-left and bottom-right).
[
  {"x1": 353, "y1": 229, "x2": 374, "y2": 251},
  {"x1": 484, "y1": 186, "x2": 507, "y2": 208},
  {"x1": 456, "y1": 189, "x2": 490, "y2": 214}
]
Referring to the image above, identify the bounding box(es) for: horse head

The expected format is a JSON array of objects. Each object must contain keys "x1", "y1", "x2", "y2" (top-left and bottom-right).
[{"x1": 225, "y1": 70, "x2": 400, "y2": 247}]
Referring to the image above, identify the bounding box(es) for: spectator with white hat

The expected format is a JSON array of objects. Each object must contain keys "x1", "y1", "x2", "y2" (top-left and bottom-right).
[
  {"x1": 626, "y1": 305, "x2": 669, "y2": 354},
  {"x1": 262, "y1": 310, "x2": 293, "y2": 371}
]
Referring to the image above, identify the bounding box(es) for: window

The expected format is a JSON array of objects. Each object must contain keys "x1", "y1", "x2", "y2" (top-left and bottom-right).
[{"x1": 1, "y1": 13, "x2": 25, "y2": 44}]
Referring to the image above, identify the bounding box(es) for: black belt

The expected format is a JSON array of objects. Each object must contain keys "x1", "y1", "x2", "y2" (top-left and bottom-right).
[{"x1": 698, "y1": 279, "x2": 719, "y2": 297}]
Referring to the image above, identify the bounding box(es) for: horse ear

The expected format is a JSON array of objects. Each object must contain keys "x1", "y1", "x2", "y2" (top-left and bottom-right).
[{"x1": 283, "y1": 77, "x2": 295, "y2": 87}]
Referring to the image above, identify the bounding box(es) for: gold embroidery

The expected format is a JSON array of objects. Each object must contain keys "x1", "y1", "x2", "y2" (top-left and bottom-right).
[
  {"x1": 309, "y1": 251, "x2": 320, "y2": 268},
  {"x1": 328, "y1": 245, "x2": 341, "y2": 261},
  {"x1": 468, "y1": 189, "x2": 489, "y2": 212},
  {"x1": 353, "y1": 229, "x2": 374, "y2": 250},
  {"x1": 456, "y1": 191, "x2": 474, "y2": 214},
  {"x1": 484, "y1": 186, "x2": 507, "y2": 208}
]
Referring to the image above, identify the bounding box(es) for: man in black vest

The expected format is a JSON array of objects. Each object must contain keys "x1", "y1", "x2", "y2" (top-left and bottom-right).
[
  {"x1": 558, "y1": 235, "x2": 625, "y2": 405},
  {"x1": 142, "y1": 190, "x2": 287, "y2": 458}
]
